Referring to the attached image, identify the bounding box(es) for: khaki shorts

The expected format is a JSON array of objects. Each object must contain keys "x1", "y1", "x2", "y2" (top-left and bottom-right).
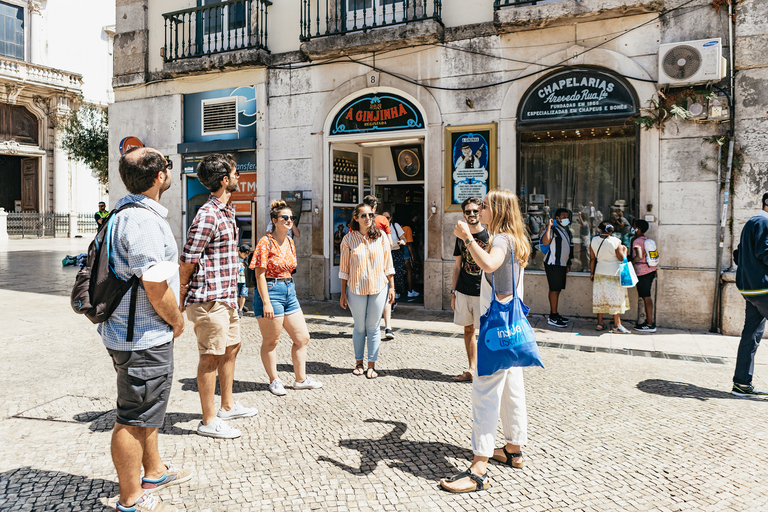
[
  {"x1": 453, "y1": 291, "x2": 481, "y2": 329},
  {"x1": 186, "y1": 301, "x2": 241, "y2": 355}
]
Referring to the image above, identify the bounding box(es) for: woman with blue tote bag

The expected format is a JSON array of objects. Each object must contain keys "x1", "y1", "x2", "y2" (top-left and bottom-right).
[{"x1": 441, "y1": 189, "x2": 543, "y2": 493}]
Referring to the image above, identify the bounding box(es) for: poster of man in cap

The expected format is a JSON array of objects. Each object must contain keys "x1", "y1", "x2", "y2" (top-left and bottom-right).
[{"x1": 451, "y1": 133, "x2": 489, "y2": 204}]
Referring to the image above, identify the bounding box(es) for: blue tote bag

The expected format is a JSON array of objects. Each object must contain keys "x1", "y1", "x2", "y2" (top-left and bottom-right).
[{"x1": 477, "y1": 265, "x2": 544, "y2": 377}]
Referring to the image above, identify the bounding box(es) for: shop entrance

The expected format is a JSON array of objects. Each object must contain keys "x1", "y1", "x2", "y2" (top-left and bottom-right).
[{"x1": 329, "y1": 140, "x2": 425, "y2": 300}]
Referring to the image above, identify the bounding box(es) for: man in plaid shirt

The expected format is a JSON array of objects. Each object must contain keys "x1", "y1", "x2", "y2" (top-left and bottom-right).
[{"x1": 180, "y1": 153, "x2": 257, "y2": 439}]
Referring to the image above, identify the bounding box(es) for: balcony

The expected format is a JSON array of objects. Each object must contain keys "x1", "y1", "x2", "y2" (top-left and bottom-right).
[
  {"x1": 0, "y1": 57, "x2": 83, "y2": 92},
  {"x1": 494, "y1": 0, "x2": 663, "y2": 31},
  {"x1": 162, "y1": 0, "x2": 271, "y2": 72},
  {"x1": 300, "y1": 0, "x2": 443, "y2": 59}
]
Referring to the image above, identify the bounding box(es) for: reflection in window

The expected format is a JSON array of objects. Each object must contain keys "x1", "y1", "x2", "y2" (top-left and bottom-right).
[
  {"x1": 0, "y1": 2, "x2": 23, "y2": 61},
  {"x1": 518, "y1": 126, "x2": 638, "y2": 272}
]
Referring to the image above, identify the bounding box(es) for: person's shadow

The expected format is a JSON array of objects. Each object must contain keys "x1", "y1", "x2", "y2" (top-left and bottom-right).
[
  {"x1": 74, "y1": 410, "x2": 204, "y2": 435},
  {"x1": 636, "y1": 379, "x2": 766, "y2": 402},
  {"x1": 179, "y1": 377, "x2": 269, "y2": 394},
  {"x1": 318, "y1": 419, "x2": 473, "y2": 481},
  {"x1": 0, "y1": 466, "x2": 118, "y2": 510}
]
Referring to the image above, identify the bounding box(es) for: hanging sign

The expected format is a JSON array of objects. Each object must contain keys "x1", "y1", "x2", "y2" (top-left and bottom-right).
[
  {"x1": 330, "y1": 93, "x2": 424, "y2": 135},
  {"x1": 519, "y1": 69, "x2": 637, "y2": 123}
]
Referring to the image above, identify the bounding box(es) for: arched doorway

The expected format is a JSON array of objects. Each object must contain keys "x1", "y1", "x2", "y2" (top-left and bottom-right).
[{"x1": 516, "y1": 67, "x2": 639, "y2": 272}]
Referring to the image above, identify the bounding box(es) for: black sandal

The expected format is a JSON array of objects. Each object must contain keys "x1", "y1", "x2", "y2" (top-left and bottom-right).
[
  {"x1": 440, "y1": 469, "x2": 491, "y2": 493},
  {"x1": 493, "y1": 447, "x2": 524, "y2": 468},
  {"x1": 352, "y1": 364, "x2": 365, "y2": 376},
  {"x1": 365, "y1": 367, "x2": 378, "y2": 379}
]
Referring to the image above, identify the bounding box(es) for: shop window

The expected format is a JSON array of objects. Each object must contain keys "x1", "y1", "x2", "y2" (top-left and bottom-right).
[
  {"x1": 0, "y1": 2, "x2": 23, "y2": 61},
  {"x1": 518, "y1": 125, "x2": 638, "y2": 273}
]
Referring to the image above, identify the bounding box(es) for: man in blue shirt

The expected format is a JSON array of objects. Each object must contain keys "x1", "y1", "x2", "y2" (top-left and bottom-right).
[
  {"x1": 732, "y1": 192, "x2": 768, "y2": 397},
  {"x1": 103, "y1": 148, "x2": 190, "y2": 512}
]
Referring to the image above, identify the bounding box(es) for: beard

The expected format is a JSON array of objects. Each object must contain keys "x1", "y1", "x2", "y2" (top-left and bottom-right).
[
  {"x1": 467, "y1": 216, "x2": 480, "y2": 226},
  {"x1": 226, "y1": 180, "x2": 238, "y2": 193},
  {"x1": 158, "y1": 172, "x2": 171, "y2": 198}
]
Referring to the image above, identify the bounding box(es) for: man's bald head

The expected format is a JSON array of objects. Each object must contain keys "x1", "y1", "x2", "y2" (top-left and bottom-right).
[{"x1": 119, "y1": 147, "x2": 166, "y2": 194}]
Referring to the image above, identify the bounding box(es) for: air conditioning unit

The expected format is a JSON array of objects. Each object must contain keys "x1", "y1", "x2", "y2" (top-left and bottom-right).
[{"x1": 658, "y1": 38, "x2": 727, "y2": 86}]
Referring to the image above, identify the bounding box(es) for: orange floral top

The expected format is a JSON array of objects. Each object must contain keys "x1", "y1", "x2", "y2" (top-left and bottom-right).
[{"x1": 250, "y1": 234, "x2": 296, "y2": 278}]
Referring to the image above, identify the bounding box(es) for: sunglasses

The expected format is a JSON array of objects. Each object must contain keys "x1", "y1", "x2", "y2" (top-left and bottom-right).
[
  {"x1": 463, "y1": 209, "x2": 479, "y2": 216},
  {"x1": 164, "y1": 157, "x2": 173, "y2": 170},
  {"x1": 358, "y1": 213, "x2": 376, "y2": 220},
  {"x1": 279, "y1": 215, "x2": 296, "y2": 221},
  {"x1": 480, "y1": 202, "x2": 489, "y2": 210}
]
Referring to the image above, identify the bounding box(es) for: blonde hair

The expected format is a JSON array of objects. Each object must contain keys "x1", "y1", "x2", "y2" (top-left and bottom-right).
[
  {"x1": 269, "y1": 199, "x2": 291, "y2": 220},
  {"x1": 484, "y1": 189, "x2": 531, "y2": 267}
]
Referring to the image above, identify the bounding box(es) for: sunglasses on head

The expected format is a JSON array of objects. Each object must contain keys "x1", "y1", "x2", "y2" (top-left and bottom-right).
[
  {"x1": 358, "y1": 213, "x2": 375, "y2": 220},
  {"x1": 279, "y1": 215, "x2": 296, "y2": 221},
  {"x1": 464, "y1": 209, "x2": 479, "y2": 216}
]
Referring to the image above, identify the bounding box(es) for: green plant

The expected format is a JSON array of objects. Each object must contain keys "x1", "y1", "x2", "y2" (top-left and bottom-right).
[
  {"x1": 700, "y1": 133, "x2": 744, "y2": 192},
  {"x1": 633, "y1": 88, "x2": 715, "y2": 132},
  {"x1": 61, "y1": 104, "x2": 109, "y2": 185}
]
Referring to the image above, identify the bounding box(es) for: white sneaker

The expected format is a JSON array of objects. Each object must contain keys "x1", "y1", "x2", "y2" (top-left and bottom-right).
[
  {"x1": 294, "y1": 376, "x2": 323, "y2": 390},
  {"x1": 269, "y1": 378, "x2": 287, "y2": 396},
  {"x1": 407, "y1": 290, "x2": 420, "y2": 297},
  {"x1": 196, "y1": 417, "x2": 241, "y2": 439},
  {"x1": 217, "y1": 400, "x2": 258, "y2": 420}
]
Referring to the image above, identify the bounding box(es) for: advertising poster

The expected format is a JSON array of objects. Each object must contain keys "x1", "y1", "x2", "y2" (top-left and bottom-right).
[
  {"x1": 333, "y1": 207, "x2": 354, "y2": 266},
  {"x1": 444, "y1": 124, "x2": 497, "y2": 211}
]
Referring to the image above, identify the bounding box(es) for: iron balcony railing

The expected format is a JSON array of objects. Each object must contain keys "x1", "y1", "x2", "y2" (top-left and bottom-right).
[
  {"x1": 300, "y1": 0, "x2": 442, "y2": 41},
  {"x1": 162, "y1": 0, "x2": 272, "y2": 63}
]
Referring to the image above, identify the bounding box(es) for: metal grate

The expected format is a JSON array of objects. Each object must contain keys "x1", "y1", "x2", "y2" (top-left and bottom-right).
[{"x1": 203, "y1": 98, "x2": 238, "y2": 134}]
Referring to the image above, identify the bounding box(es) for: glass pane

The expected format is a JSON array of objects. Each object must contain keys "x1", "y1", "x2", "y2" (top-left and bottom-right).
[
  {"x1": 348, "y1": 0, "x2": 374, "y2": 11},
  {"x1": 518, "y1": 126, "x2": 637, "y2": 273},
  {"x1": 228, "y1": 2, "x2": 246, "y2": 30}
]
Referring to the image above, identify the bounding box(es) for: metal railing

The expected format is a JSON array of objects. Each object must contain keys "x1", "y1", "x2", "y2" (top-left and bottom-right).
[
  {"x1": 77, "y1": 213, "x2": 99, "y2": 235},
  {"x1": 494, "y1": 0, "x2": 565, "y2": 8},
  {"x1": 6, "y1": 212, "x2": 98, "y2": 238},
  {"x1": 162, "y1": 0, "x2": 272, "y2": 63},
  {"x1": 300, "y1": 0, "x2": 442, "y2": 41}
]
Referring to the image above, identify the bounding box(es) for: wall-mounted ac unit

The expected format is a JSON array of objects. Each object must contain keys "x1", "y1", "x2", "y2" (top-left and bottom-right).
[{"x1": 658, "y1": 38, "x2": 727, "y2": 86}]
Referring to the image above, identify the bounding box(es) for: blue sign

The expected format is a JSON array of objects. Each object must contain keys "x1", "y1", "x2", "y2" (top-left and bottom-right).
[
  {"x1": 451, "y1": 132, "x2": 490, "y2": 204},
  {"x1": 184, "y1": 86, "x2": 257, "y2": 142},
  {"x1": 331, "y1": 93, "x2": 423, "y2": 135}
]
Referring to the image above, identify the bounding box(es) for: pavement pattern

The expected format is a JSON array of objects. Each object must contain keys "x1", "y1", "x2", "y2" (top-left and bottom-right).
[{"x1": 1, "y1": 238, "x2": 767, "y2": 512}]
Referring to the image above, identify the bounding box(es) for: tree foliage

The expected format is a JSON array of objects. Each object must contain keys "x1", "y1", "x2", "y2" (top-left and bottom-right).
[{"x1": 61, "y1": 104, "x2": 109, "y2": 185}]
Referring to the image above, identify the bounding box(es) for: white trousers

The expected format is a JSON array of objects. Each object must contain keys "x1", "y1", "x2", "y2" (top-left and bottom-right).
[{"x1": 471, "y1": 271, "x2": 528, "y2": 457}]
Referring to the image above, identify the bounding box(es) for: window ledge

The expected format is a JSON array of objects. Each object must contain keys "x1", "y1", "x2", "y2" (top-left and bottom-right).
[{"x1": 495, "y1": 0, "x2": 664, "y2": 32}]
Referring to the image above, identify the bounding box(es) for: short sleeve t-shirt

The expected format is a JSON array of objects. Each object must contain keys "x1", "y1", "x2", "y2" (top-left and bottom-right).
[
  {"x1": 453, "y1": 229, "x2": 490, "y2": 296},
  {"x1": 374, "y1": 215, "x2": 391, "y2": 235},
  {"x1": 591, "y1": 235, "x2": 622, "y2": 275},
  {"x1": 250, "y1": 234, "x2": 296, "y2": 278},
  {"x1": 632, "y1": 236, "x2": 654, "y2": 276},
  {"x1": 483, "y1": 233, "x2": 523, "y2": 296},
  {"x1": 402, "y1": 225, "x2": 413, "y2": 243}
]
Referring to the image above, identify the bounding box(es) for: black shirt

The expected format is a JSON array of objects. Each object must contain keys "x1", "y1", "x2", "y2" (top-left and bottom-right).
[{"x1": 453, "y1": 229, "x2": 490, "y2": 297}]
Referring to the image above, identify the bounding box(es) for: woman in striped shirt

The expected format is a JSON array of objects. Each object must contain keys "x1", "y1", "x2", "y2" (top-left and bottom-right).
[{"x1": 339, "y1": 203, "x2": 396, "y2": 379}]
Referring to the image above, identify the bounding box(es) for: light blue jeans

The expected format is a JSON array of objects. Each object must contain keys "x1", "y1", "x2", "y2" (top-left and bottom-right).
[{"x1": 347, "y1": 286, "x2": 388, "y2": 363}]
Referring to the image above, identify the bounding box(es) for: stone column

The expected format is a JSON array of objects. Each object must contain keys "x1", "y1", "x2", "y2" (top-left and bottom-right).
[
  {"x1": 0, "y1": 207, "x2": 8, "y2": 240},
  {"x1": 53, "y1": 103, "x2": 71, "y2": 214},
  {"x1": 68, "y1": 211, "x2": 78, "y2": 238},
  {"x1": 28, "y1": 1, "x2": 44, "y2": 65}
]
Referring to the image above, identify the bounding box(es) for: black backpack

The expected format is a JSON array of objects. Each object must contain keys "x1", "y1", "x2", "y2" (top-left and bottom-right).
[{"x1": 71, "y1": 203, "x2": 145, "y2": 341}]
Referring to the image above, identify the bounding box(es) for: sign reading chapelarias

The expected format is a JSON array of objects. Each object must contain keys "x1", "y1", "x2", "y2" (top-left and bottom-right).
[
  {"x1": 331, "y1": 93, "x2": 424, "y2": 135},
  {"x1": 519, "y1": 69, "x2": 637, "y2": 123}
]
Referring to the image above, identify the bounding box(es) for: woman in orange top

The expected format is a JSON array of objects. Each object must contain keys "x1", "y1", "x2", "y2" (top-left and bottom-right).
[
  {"x1": 339, "y1": 203, "x2": 395, "y2": 379},
  {"x1": 251, "y1": 200, "x2": 323, "y2": 396}
]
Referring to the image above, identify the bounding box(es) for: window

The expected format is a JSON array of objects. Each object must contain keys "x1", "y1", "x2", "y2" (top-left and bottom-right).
[
  {"x1": 0, "y1": 2, "x2": 23, "y2": 61},
  {"x1": 518, "y1": 125, "x2": 638, "y2": 272}
]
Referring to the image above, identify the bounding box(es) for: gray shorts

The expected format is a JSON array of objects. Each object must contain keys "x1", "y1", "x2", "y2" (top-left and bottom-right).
[{"x1": 107, "y1": 341, "x2": 174, "y2": 428}]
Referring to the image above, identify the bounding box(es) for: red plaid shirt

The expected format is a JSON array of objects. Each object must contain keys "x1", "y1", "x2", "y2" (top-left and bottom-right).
[{"x1": 181, "y1": 195, "x2": 239, "y2": 310}]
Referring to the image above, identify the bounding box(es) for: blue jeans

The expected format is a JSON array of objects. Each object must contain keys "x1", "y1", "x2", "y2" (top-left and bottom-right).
[
  {"x1": 252, "y1": 280, "x2": 301, "y2": 318},
  {"x1": 347, "y1": 286, "x2": 388, "y2": 363},
  {"x1": 733, "y1": 294, "x2": 768, "y2": 385}
]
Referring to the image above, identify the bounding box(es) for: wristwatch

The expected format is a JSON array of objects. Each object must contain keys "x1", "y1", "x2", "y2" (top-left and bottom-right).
[
  {"x1": 464, "y1": 236, "x2": 474, "y2": 246},
  {"x1": 450, "y1": 289, "x2": 456, "y2": 294}
]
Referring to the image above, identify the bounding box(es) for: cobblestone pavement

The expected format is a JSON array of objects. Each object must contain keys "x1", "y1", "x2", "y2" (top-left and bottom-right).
[{"x1": 2, "y1": 239, "x2": 768, "y2": 511}]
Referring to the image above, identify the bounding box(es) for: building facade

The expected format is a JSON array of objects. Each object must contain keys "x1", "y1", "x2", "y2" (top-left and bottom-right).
[
  {"x1": 109, "y1": 0, "x2": 767, "y2": 333},
  {"x1": 0, "y1": 0, "x2": 113, "y2": 218}
]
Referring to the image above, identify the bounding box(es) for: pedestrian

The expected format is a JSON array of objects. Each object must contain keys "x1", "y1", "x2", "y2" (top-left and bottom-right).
[
  {"x1": 589, "y1": 221, "x2": 630, "y2": 333},
  {"x1": 180, "y1": 153, "x2": 258, "y2": 440},
  {"x1": 251, "y1": 199, "x2": 323, "y2": 396},
  {"x1": 103, "y1": 147, "x2": 190, "y2": 512},
  {"x1": 266, "y1": 209, "x2": 301, "y2": 238},
  {"x1": 441, "y1": 189, "x2": 531, "y2": 493},
  {"x1": 94, "y1": 201, "x2": 108, "y2": 226},
  {"x1": 631, "y1": 220, "x2": 657, "y2": 332},
  {"x1": 364, "y1": 195, "x2": 396, "y2": 339},
  {"x1": 339, "y1": 202, "x2": 396, "y2": 379},
  {"x1": 399, "y1": 216, "x2": 420, "y2": 299},
  {"x1": 385, "y1": 211, "x2": 408, "y2": 301},
  {"x1": 237, "y1": 244, "x2": 252, "y2": 317},
  {"x1": 731, "y1": 192, "x2": 768, "y2": 396},
  {"x1": 450, "y1": 197, "x2": 490, "y2": 382},
  {"x1": 540, "y1": 208, "x2": 573, "y2": 328}
]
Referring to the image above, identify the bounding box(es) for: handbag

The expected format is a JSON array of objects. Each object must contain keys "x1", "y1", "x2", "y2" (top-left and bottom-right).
[
  {"x1": 618, "y1": 257, "x2": 638, "y2": 288},
  {"x1": 477, "y1": 260, "x2": 544, "y2": 376}
]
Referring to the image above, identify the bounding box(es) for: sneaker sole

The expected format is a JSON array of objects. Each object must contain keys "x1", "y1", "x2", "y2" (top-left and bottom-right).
[
  {"x1": 547, "y1": 321, "x2": 568, "y2": 328},
  {"x1": 196, "y1": 429, "x2": 241, "y2": 439},
  {"x1": 142, "y1": 472, "x2": 193, "y2": 493},
  {"x1": 294, "y1": 385, "x2": 323, "y2": 390},
  {"x1": 269, "y1": 390, "x2": 287, "y2": 396},
  {"x1": 217, "y1": 410, "x2": 258, "y2": 420}
]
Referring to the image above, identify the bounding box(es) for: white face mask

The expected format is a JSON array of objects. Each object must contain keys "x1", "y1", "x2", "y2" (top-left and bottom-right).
[{"x1": 560, "y1": 218, "x2": 570, "y2": 227}]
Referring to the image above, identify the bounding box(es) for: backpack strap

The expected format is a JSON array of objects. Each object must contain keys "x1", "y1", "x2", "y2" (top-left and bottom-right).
[{"x1": 126, "y1": 278, "x2": 140, "y2": 342}]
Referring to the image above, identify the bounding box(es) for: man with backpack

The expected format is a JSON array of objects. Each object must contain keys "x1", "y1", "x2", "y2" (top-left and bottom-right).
[
  {"x1": 731, "y1": 192, "x2": 768, "y2": 397},
  {"x1": 631, "y1": 219, "x2": 658, "y2": 332},
  {"x1": 101, "y1": 148, "x2": 189, "y2": 512},
  {"x1": 179, "y1": 154, "x2": 258, "y2": 439}
]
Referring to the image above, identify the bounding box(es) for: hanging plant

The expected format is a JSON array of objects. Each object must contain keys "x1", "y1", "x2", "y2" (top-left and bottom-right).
[{"x1": 632, "y1": 88, "x2": 717, "y2": 132}]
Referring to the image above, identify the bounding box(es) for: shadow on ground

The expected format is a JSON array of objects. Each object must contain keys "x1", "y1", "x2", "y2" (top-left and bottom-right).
[
  {"x1": 636, "y1": 379, "x2": 765, "y2": 401},
  {"x1": 76, "y1": 410, "x2": 203, "y2": 435},
  {"x1": 179, "y1": 378, "x2": 270, "y2": 394},
  {"x1": 0, "y1": 466, "x2": 116, "y2": 510},
  {"x1": 318, "y1": 419, "x2": 473, "y2": 481}
]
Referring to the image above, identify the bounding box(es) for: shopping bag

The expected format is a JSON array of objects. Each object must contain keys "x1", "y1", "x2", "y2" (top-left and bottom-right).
[
  {"x1": 477, "y1": 272, "x2": 544, "y2": 376},
  {"x1": 618, "y1": 257, "x2": 638, "y2": 288}
]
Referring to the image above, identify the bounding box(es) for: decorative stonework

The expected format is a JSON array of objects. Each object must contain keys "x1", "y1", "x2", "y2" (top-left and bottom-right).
[
  {"x1": 28, "y1": 1, "x2": 42, "y2": 14},
  {"x1": 0, "y1": 139, "x2": 21, "y2": 154},
  {"x1": 4, "y1": 83, "x2": 24, "y2": 104}
]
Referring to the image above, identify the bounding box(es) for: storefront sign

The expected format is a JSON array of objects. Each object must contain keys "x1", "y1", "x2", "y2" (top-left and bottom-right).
[
  {"x1": 182, "y1": 152, "x2": 257, "y2": 174},
  {"x1": 231, "y1": 173, "x2": 257, "y2": 202},
  {"x1": 519, "y1": 69, "x2": 637, "y2": 123},
  {"x1": 119, "y1": 136, "x2": 143, "y2": 155},
  {"x1": 444, "y1": 124, "x2": 497, "y2": 211},
  {"x1": 330, "y1": 93, "x2": 424, "y2": 135}
]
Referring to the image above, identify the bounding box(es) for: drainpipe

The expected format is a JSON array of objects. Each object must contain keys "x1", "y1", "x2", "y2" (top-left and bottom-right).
[{"x1": 711, "y1": 143, "x2": 723, "y2": 333}]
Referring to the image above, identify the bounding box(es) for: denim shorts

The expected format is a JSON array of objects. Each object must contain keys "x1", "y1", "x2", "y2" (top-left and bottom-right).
[
  {"x1": 252, "y1": 279, "x2": 301, "y2": 318},
  {"x1": 403, "y1": 246, "x2": 411, "y2": 260},
  {"x1": 238, "y1": 283, "x2": 249, "y2": 298}
]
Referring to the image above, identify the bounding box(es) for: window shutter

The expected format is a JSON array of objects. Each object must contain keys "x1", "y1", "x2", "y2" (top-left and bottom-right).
[{"x1": 202, "y1": 98, "x2": 238, "y2": 134}]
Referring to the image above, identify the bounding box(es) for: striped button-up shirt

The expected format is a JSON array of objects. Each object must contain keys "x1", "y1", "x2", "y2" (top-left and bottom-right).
[
  {"x1": 98, "y1": 194, "x2": 179, "y2": 352},
  {"x1": 181, "y1": 195, "x2": 239, "y2": 310},
  {"x1": 339, "y1": 230, "x2": 394, "y2": 296}
]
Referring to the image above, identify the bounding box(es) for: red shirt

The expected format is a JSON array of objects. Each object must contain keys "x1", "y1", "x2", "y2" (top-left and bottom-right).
[
  {"x1": 375, "y1": 215, "x2": 391, "y2": 235},
  {"x1": 251, "y1": 234, "x2": 296, "y2": 278}
]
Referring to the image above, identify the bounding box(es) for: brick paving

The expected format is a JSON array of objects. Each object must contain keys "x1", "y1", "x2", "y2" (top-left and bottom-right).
[{"x1": 1, "y1": 239, "x2": 768, "y2": 511}]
